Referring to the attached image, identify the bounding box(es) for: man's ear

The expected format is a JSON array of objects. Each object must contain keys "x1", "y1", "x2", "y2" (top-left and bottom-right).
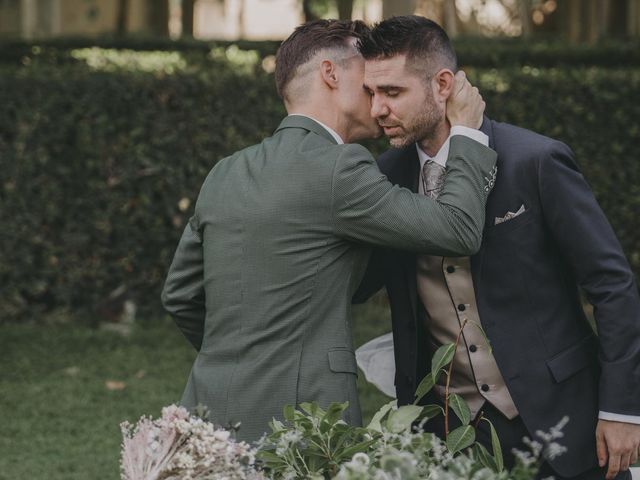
[
  {"x1": 433, "y1": 68, "x2": 455, "y2": 101},
  {"x1": 320, "y1": 59, "x2": 339, "y2": 90}
]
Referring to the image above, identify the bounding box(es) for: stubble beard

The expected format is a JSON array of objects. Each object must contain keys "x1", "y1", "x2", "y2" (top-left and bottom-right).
[{"x1": 388, "y1": 93, "x2": 442, "y2": 148}]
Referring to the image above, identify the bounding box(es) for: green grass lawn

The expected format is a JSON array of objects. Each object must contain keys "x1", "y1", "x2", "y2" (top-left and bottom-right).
[{"x1": 0, "y1": 299, "x2": 392, "y2": 480}]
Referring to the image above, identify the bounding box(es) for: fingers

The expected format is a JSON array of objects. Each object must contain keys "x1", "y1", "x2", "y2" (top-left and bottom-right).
[
  {"x1": 620, "y1": 452, "x2": 631, "y2": 473},
  {"x1": 453, "y1": 71, "x2": 466, "y2": 96},
  {"x1": 446, "y1": 70, "x2": 484, "y2": 128},
  {"x1": 606, "y1": 452, "x2": 621, "y2": 480},
  {"x1": 596, "y1": 424, "x2": 609, "y2": 468}
]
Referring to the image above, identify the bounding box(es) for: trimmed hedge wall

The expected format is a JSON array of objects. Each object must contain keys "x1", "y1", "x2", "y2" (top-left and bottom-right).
[
  {"x1": 1, "y1": 44, "x2": 639, "y2": 322},
  {"x1": 1, "y1": 37, "x2": 640, "y2": 67}
]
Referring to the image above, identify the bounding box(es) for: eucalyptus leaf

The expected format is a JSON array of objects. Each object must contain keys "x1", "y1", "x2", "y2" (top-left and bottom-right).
[
  {"x1": 449, "y1": 393, "x2": 471, "y2": 425},
  {"x1": 431, "y1": 343, "x2": 456, "y2": 382},
  {"x1": 445, "y1": 425, "x2": 475, "y2": 453}
]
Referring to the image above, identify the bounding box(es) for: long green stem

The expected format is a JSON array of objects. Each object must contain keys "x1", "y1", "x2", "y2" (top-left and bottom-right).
[{"x1": 444, "y1": 317, "x2": 468, "y2": 437}]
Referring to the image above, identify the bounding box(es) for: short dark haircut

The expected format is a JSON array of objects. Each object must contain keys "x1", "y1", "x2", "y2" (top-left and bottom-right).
[
  {"x1": 275, "y1": 19, "x2": 370, "y2": 100},
  {"x1": 358, "y1": 15, "x2": 457, "y2": 79}
]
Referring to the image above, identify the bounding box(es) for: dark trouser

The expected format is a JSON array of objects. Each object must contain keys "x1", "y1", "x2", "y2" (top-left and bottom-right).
[{"x1": 423, "y1": 401, "x2": 631, "y2": 480}]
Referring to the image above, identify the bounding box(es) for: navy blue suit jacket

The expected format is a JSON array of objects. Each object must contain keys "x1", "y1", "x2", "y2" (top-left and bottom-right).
[{"x1": 355, "y1": 118, "x2": 640, "y2": 476}]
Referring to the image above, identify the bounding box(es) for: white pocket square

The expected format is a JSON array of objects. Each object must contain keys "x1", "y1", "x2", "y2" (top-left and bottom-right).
[{"x1": 494, "y1": 204, "x2": 526, "y2": 225}]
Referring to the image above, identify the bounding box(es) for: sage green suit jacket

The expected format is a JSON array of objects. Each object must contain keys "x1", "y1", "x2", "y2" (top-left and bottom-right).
[{"x1": 161, "y1": 115, "x2": 497, "y2": 442}]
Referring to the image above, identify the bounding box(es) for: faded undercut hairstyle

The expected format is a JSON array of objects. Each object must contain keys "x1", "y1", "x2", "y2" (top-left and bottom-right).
[
  {"x1": 275, "y1": 19, "x2": 370, "y2": 102},
  {"x1": 358, "y1": 15, "x2": 457, "y2": 81}
]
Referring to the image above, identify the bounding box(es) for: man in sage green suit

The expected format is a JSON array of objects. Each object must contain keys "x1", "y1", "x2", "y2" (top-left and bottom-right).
[{"x1": 161, "y1": 19, "x2": 497, "y2": 442}]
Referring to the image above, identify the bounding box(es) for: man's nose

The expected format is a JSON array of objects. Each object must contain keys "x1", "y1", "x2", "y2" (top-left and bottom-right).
[{"x1": 370, "y1": 95, "x2": 389, "y2": 119}]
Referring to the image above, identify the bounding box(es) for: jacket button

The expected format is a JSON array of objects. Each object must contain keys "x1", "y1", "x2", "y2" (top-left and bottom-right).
[
  {"x1": 481, "y1": 384, "x2": 490, "y2": 392},
  {"x1": 458, "y1": 304, "x2": 466, "y2": 311},
  {"x1": 469, "y1": 344, "x2": 477, "y2": 353},
  {"x1": 446, "y1": 265, "x2": 455, "y2": 273}
]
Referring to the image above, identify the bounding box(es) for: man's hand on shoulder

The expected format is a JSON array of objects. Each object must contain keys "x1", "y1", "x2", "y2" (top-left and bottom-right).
[
  {"x1": 596, "y1": 419, "x2": 640, "y2": 479},
  {"x1": 446, "y1": 71, "x2": 485, "y2": 129}
]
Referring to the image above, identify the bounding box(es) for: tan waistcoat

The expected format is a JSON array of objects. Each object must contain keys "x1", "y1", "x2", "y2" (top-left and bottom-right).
[{"x1": 416, "y1": 255, "x2": 518, "y2": 420}]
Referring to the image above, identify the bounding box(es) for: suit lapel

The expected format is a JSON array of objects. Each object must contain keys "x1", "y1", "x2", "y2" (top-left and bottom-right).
[
  {"x1": 471, "y1": 116, "x2": 497, "y2": 286},
  {"x1": 399, "y1": 146, "x2": 420, "y2": 322}
]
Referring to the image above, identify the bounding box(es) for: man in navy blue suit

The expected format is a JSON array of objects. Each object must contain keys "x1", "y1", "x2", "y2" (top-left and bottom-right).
[{"x1": 355, "y1": 15, "x2": 640, "y2": 479}]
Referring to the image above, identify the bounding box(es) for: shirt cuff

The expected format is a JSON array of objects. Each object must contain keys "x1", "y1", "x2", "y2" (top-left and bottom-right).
[
  {"x1": 599, "y1": 411, "x2": 640, "y2": 425},
  {"x1": 450, "y1": 125, "x2": 489, "y2": 147}
]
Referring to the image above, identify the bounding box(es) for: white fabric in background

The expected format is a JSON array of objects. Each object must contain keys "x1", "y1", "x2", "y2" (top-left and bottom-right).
[{"x1": 355, "y1": 333, "x2": 397, "y2": 398}]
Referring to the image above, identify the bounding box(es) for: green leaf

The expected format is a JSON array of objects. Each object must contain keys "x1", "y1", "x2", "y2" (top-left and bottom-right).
[
  {"x1": 334, "y1": 438, "x2": 379, "y2": 463},
  {"x1": 299, "y1": 402, "x2": 320, "y2": 417},
  {"x1": 269, "y1": 418, "x2": 284, "y2": 432},
  {"x1": 448, "y1": 393, "x2": 471, "y2": 425},
  {"x1": 445, "y1": 425, "x2": 475, "y2": 453},
  {"x1": 485, "y1": 418, "x2": 504, "y2": 472},
  {"x1": 421, "y1": 404, "x2": 444, "y2": 420},
  {"x1": 386, "y1": 405, "x2": 423, "y2": 433},
  {"x1": 473, "y1": 443, "x2": 498, "y2": 471},
  {"x1": 414, "y1": 373, "x2": 434, "y2": 404},
  {"x1": 283, "y1": 404, "x2": 295, "y2": 421},
  {"x1": 256, "y1": 449, "x2": 288, "y2": 466},
  {"x1": 431, "y1": 343, "x2": 456, "y2": 383},
  {"x1": 321, "y1": 401, "x2": 348, "y2": 429},
  {"x1": 469, "y1": 320, "x2": 493, "y2": 353},
  {"x1": 367, "y1": 399, "x2": 396, "y2": 432}
]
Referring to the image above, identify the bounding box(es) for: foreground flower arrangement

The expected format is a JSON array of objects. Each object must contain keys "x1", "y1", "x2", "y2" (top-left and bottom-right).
[
  {"x1": 120, "y1": 401, "x2": 566, "y2": 480},
  {"x1": 120, "y1": 404, "x2": 263, "y2": 480}
]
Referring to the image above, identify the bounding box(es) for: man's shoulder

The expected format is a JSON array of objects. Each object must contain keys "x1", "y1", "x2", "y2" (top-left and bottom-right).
[{"x1": 489, "y1": 119, "x2": 570, "y2": 161}]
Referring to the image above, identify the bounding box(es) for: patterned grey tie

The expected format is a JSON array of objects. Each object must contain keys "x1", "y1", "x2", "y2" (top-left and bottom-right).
[{"x1": 421, "y1": 159, "x2": 446, "y2": 199}]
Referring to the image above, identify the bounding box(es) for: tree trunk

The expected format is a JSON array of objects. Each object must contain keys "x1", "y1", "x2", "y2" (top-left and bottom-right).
[
  {"x1": 147, "y1": 0, "x2": 169, "y2": 37},
  {"x1": 565, "y1": 0, "x2": 582, "y2": 43},
  {"x1": 519, "y1": 0, "x2": 532, "y2": 37},
  {"x1": 629, "y1": 0, "x2": 640, "y2": 36},
  {"x1": 336, "y1": 0, "x2": 354, "y2": 20},
  {"x1": 302, "y1": 0, "x2": 318, "y2": 22},
  {"x1": 237, "y1": 0, "x2": 245, "y2": 38},
  {"x1": 181, "y1": 0, "x2": 194, "y2": 37},
  {"x1": 116, "y1": 0, "x2": 129, "y2": 36},
  {"x1": 443, "y1": 0, "x2": 458, "y2": 37},
  {"x1": 382, "y1": 0, "x2": 416, "y2": 19}
]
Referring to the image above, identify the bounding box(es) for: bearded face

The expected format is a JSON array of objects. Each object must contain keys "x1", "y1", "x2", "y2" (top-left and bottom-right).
[{"x1": 364, "y1": 55, "x2": 446, "y2": 149}]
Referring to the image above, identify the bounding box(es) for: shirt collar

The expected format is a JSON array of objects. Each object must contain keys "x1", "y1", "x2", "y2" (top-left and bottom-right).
[
  {"x1": 287, "y1": 114, "x2": 344, "y2": 145},
  {"x1": 415, "y1": 137, "x2": 450, "y2": 171}
]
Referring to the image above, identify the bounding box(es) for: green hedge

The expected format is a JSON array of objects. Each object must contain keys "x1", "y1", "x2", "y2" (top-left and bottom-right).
[
  {"x1": 0, "y1": 45, "x2": 638, "y2": 322},
  {"x1": 1, "y1": 36, "x2": 639, "y2": 67}
]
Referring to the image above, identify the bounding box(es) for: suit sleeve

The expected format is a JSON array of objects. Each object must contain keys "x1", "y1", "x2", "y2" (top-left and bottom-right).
[
  {"x1": 331, "y1": 135, "x2": 497, "y2": 256},
  {"x1": 161, "y1": 216, "x2": 206, "y2": 350},
  {"x1": 537, "y1": 141, "x2": 640, "y2": 416}
]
